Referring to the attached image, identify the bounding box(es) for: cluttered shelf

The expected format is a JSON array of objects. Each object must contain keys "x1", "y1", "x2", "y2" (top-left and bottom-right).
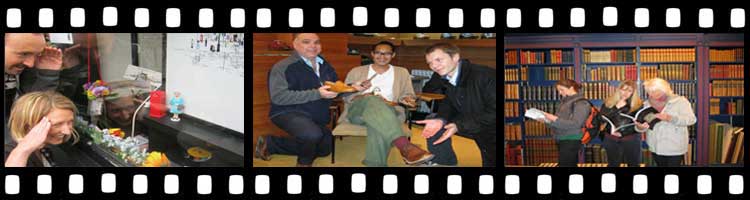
[{"x1": 72, "y1": 105, "x2": 245, "y2": 167}]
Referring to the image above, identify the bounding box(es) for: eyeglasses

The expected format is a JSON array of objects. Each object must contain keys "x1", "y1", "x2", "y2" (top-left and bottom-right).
[{"x1": 372, "y1": 51, "x2": 394, "y2": 56}]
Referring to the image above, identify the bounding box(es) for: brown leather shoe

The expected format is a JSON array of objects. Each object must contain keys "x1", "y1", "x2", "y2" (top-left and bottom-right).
[
  {"x1": 254, "y1": 136, "x2": 271, "y2": 161},
  {"x1": 399, "y1": 143, "x2": 435, "y2": 165},
  {"x1": 296, "y1": 163, "x2": 312, "y2": 167}
]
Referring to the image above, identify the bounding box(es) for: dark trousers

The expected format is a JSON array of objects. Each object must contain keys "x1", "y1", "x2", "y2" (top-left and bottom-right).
[
  {"x1": 268, "y1": 112, "x2": 332, "y2": 165},
  {"x1": 426, "y1": 128, "x2": 457, "y2": 165},
  {"x1": 427, "y1": 128, "x2": 496, "y2": 167},
  {"x1": 602, "y1": 135, "x2": 642, "y2": 167},
  {"x1": 652, "y1": 153, "x2": 683, "y2": 167},
  {"x1": 557, "y1": 140, "x2": 581, "y2": 167}
]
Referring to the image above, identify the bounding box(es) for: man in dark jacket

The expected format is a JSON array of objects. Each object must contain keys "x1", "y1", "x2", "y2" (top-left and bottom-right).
[{"x1": 416, "y1": 43, "x2": 497, "y2": 167}]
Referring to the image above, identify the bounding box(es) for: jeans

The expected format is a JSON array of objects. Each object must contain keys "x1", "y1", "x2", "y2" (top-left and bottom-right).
[
  {"x1": 426, "y1": 128, "x2": 497, "y2": 167},
  {"x1": 602, "y1": 135, "x2": 642, "y2": 167},
  {"x1": 268, "y1": 111, "x2": 332, "y2": 165},
  {"x1": 557, "y1": 140, "x2": 581, "y2": 167}
]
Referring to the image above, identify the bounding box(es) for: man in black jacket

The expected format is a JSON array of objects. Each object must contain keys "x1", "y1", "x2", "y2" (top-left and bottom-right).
[{"x1": 416, "y1": 43, "x2": 497, "y2": 167}]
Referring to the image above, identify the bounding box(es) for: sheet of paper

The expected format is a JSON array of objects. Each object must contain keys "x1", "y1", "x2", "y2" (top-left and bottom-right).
[
  {"x1": 49, "y1": 33, "x2": 74, "y2": 44},
  {"x1": 524, "y1": 108, "x2": 549, "y2": 123}
]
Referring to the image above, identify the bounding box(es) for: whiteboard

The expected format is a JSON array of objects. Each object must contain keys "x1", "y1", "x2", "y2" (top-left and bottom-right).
[{"x1": 166, "y1": 33, "x2": 245, "y2": 133}]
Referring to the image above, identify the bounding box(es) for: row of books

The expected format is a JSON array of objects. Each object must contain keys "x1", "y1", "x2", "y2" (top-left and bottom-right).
[
  {"x1": 709, "y1": 80, "x2": 744, "y2": 97},
  {"x1": 584, "y1": 65, "x2": 637, "y2": 81},
  {"x1": 504, "y1": 68, "x2": 521, "y2": 81},
  {"x1": 726, "y1": 99, "x2": 744, "y2": 115},
  {"x1": 640, "y1": 48, "x2": 696, "y2": 62},
  {"x1": 504, "y1": 143, "x2": 524, "y2": 165},
  {"x1": 549, "y1": 49, "x2": 575, "y2": 64},
  {"x1": 520, "y1": 50, "x2": 546, "y2": 64},
  {"x1": 668, "y1": 82, "x2": 697, "y2": 100},
  {"x1": 506, "y1": 138, "x2": 699, "y2": 167},
  {"x1": 582, "y1": 82, "x2": 617, "y2": 100},
  {"x1": 709, "y1": 64, "x2": 744, "y2": 79},
  {"x1": 640, "y1": 64, "x2": 695, "y2": 81},
  {"x1": 525, "y1": 120, "x2": 553, "y2": 136},
  {"x1": 710, "y1": 98, "x2": 744, "y2": 115},
  {"x1": 504, "y1": 123, "x2": 522, "y2": 141},
  {"x1": 504, "y1": 50, "x2": 518, "y2": 65},
  {"x1": 505, "y1": 84, "x2": 520, "y2": 99},
  {"x1": 637, "y1": 82, "x2": 697, "y2": 101},
  {"x1": 707, "y1": 122, "x2": 744, "y2": 164},
  {"x1": 709, "y1": 48, "x2": 744, "y2": 62},
  {"x1": 583, "y1": 49, "x2": 636, "y2": 63},
  {"x1": 583, "y1": 144, "x2": 608, "y2": 163},
  {"x1": 523, "y1": 85, "x2": 560, "y2": 101},
  {"x1": 524, "y1": 102, "x2": 559, "y2": 115},
  {"x1": 537, "y1": 66, "x2": 574, "y2": 81},
  {"x1": 515, "y1": 146, "x2": 696, "y2": 166},
  {"x1": 524, "y1": 138, "x2": 557, "y2": 167},
  {"x1": 505, "y1": 102, "x2": 520, "y2": 117},
  {"x1": 537, "y1": 163, "x2": 647, "y2": 167},
  {"x1": 508, "y1": 47, "x2": 742, "y2": 64}
]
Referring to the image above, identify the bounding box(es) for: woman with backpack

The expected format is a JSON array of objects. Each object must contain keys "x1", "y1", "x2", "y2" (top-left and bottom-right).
[
  {"x1": 599, "y1": 80, "x2": 644, "y2": 167},
  {"x1": 534, "y1": 79, "x2": 591, "y2": 167}
]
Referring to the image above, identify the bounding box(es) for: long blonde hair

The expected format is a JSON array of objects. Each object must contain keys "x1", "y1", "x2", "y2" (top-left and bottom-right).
[
  {"x1": 604, "y1": 80, "x2": 643, "y2": 113},
  {"x1": 8, "y1": 91, "x2": 79, "y2": 144}
]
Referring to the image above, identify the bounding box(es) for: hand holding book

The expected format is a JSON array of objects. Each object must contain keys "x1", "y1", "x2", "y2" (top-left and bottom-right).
[
  {"x1": 525, "y1": 108, "x2": 550, "y2": 123},
  {"x1": 619, "y1": 106, "x2": 661, "y2": 130}
]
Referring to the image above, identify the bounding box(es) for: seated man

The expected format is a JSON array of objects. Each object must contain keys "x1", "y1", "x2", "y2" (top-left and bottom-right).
[
  {"x1": 339, "y1": 41, "x2": 434, "y2": 166},
  {"x1": 254, "y1": 33, "x2": 341, "y2": 167}
]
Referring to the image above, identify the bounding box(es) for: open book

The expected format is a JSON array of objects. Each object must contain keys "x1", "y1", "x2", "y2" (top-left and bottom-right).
[
  {"x1": 617, "y1": 106, "x2": 661, "y2": 130},
  {"x1": 524, "y1": 108, "x2": 550, "y2": 123},
  {"x1": 600, "y1": 115, "x2": 635, "y2": 134}
]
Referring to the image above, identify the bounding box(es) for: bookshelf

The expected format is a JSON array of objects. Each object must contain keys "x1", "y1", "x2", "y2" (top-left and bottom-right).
[
  {"x1": 638, "y1": 46, "x2": 700, "y2": 166},
  {"x1": 707, "y1": 47, "x2": 744, "y2": 165},
  {"x1": 521, "y1": 48, "x2": 575, "y2": 166},
  {"x1": 504, "y1": 33, "x2": 744, "y2": 167},
  {"x1": 504, "y1": 49, "x2": 523, "y2": 166}
]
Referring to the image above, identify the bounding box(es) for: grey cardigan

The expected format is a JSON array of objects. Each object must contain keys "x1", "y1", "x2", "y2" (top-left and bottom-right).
[
  {"x1": 337, "y1": 65, "x2": 415, "y2": 123},
  {"x1": 548, "y1": 93, "x2": 591, "y2": 140}
]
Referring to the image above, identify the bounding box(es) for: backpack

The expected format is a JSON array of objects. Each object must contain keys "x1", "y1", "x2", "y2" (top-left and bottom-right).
[{"x1": 569, "y1": 99, "x2": 602, "y2": 144}]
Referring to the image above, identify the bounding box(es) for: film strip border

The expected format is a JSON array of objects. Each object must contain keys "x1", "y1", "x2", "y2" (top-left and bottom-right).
[
  {"x1": 0, "y1": 4, "x2": 499, "y2": 199},
  {"x1": 252, "y1": 7, "x2": 497, "y2": 31},
  {"x1": 502, "y1": 5, "x2": 748, "y2": 32},
  {"x1": 1, "y1": 168, "x2": 247, "y2": 198},
  {"x1": 0, "y1": 6, "x2": 499, "y2": 31},
  {"x1": 0, "y1": 4, "x2": 250, "y2": 199},
  {"x1": 1, "y1": 168, "x2": 498, "y2": 198},
  {"x1": 252, "y1": 168, "x2": 497, "y2": 198},
  {"x1": 504, "y1": 168, "x2": 745, "y2": 198},
  {"x1": 0, "y1": 7, "x2": 246, "y2": 31},
  {"x1": 502, "y1": 3, "x2": 746, "y2": 199}
]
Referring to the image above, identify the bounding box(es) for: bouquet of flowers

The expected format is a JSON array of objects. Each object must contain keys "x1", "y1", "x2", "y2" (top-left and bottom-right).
[{"x1": 83, "y1": 80, "x2": 112, "y2": 100}]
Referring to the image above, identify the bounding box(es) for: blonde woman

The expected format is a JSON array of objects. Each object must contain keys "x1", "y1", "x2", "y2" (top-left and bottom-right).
[
  {"x1": 5, "y1": 91, "x2": 79, "y2": 167},
  {"x1": 599, "y1": 80, "x2": 643, "y2": 167},
  {"x1": 634, "y1": 78, "x2": 696, "y2": 167}
]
